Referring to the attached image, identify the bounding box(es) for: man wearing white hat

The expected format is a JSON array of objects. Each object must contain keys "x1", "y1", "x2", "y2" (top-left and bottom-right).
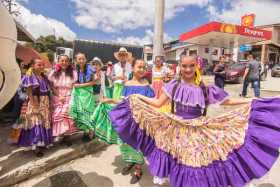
[{"x1": 112, "y1": 47, "x2": 132, "y2": 99}]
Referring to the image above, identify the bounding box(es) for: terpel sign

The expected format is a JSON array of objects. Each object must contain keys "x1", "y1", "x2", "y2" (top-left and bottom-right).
[{"x1": 242, "y1": 27, "x2": 264, "y2": 37}]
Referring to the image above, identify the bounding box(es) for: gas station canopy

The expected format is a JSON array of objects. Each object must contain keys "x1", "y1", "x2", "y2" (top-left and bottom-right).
[{"x1": 179, "y1": 22, "x2": 272, "y2": 47}]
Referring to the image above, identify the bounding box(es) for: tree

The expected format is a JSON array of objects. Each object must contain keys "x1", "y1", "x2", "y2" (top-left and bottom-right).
[{"x1": 29, "y1": 35, "x2": 73, "y2": 63}]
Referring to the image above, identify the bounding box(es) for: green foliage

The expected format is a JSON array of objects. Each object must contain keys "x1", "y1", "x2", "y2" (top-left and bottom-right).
[{"x1": 29, "y1": 35, "x2": 73, "y2": 63}]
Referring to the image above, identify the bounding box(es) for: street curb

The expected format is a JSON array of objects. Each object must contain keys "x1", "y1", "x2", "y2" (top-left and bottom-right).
[
  {"x1": 0, "y1": 140, "x2": 108, "y2": 187},
  {"x1": 261, "y1": 89, "x2": 280, "y2": 93}
]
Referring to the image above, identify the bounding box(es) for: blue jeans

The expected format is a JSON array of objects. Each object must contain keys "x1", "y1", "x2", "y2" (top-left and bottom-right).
[
  {"x1": 242, "y1": 78, "x2": 260, "y2": 97},
  {"x1": 12, "y1": 91, "x2": 25, "y2": 120}
]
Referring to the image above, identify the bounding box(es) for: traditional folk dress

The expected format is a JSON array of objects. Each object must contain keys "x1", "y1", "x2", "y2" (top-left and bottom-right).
[
  {"x1": 112, "y1": 62, "x2": 132, "y2": 99},
  {"x1": 48, "y1": 70, "x2": 78, "y2": 137},
  {"x1": 93, "y1": 84, "x2": 154, "y2": 165},
  {"x1": 119, "y1": 85, "x2": 155, "y2": 164},
  {"x1": 69, "y1": 64, "x2": 95, "y2": 132},
  {"x1": 152, "y1": 66, "x2": 171, "y2": 113},
  {"x1": 18, "y1": 73, "x2": 52, "y2": 149},
  {"x1": 151, "y1": 66, "x2": 167, "y2": 98},
  {"x1": 109, "y1": 79, "x2": 280, "y2": 187}
]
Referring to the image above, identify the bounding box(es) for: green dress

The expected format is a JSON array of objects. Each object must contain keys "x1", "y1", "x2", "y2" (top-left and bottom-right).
[
  {"x1": 69, "y1": 86, "x2": 96, "y2": 132},
  {"x1": 118, "y1": 85, "x2": 155, "y2": 164},
  {"x1": 91, "y1": 102, "x2": 121, "y2": 144},
  {"x1": 112, "y1": 83, "x2": 124, "y2": 99},
  {"x1": 69, "y1": 64, "x2": 96, "y2": 132}
]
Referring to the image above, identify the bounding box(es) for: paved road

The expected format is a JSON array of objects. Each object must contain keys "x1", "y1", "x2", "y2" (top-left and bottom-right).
[
  {"x1": 17, "y1": 76, "x2": 280, "y2": 187},
  {"x1": 17, "y1": 145, "x2": 170, "y2": 187}
]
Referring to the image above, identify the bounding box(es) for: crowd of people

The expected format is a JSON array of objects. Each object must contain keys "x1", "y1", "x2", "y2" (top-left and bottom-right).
[
  {"x1": 213, "y1": 54, "x2": 264, "y2": 98},
  {"x1": 7, "y1": 47, "x2": 280, "y2": 187}
]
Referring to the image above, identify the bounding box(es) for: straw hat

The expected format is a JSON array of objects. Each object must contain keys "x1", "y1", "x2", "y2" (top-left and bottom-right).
[
  {"x1": 114, "y1": 47, "x2": 132, "y2": 62},
  {"x1": 0, "y1": 5, "x2": 21, "y2": 109}
]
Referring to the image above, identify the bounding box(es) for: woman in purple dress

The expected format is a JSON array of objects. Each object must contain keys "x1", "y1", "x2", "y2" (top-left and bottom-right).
[
  {"x1": 109, "y1": 55, "x2": 280, "y2": 187},
  {"x1": 18, "y1": 58, "x2": 52, "y2": 157}
]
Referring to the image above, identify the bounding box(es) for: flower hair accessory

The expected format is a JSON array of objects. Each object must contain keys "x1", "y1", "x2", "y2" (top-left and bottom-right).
[{"x1": 55, "y1": 63, "x2": 62, "y2": 72}]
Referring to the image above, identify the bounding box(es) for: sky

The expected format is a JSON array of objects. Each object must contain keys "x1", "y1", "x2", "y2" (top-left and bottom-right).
[{"x1": 11, "y1": 0, "x2": 280, "y2": 45}]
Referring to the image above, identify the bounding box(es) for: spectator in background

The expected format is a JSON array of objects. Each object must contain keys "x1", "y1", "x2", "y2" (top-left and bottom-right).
[
  {"x1": 241, "y1": 54, "x2": 261, "y2": 98},
  {"x1": 112, "y1": 47, "x2": 132, "y2": 99},
  {"x1": 11, "y1": 60, "x2": 30, "y2": 122},
  {"x1": 151, "y1": 56, "x2": 168, "y2": 98},
  {"x1": 197, "y1": 56, "x2": 204, "y2": 74},
  {"x1": 152, "y1": 56, "x2": 170, "y2": 113},
  {"x1": 166, "y1": 64, "x2": 175, "y2": 82},
  {"x1": 105, "y1": 61, "x2": 114, "y2": 98},
  {"x1": 213, "y1": 56, "x2": 226, "y2": 89}
]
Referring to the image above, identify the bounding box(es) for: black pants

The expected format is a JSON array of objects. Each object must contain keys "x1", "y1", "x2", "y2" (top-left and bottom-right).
[{"x1": 214, "y1": 76, "x2": 225, "y2": 89}]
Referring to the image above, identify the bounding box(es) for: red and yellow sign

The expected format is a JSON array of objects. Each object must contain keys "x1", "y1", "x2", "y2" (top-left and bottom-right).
[
  {"x1": 220, "y1": 24, "x2": 237, "y2": 34},
  {"x1": 241, "y1": 14, "x2": 255, "y2": 27},
  {"x1": 179, "y1": 21, "x2": 272, "y2": 42}
]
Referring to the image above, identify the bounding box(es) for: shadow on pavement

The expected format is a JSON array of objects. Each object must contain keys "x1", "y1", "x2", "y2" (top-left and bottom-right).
[
  {"x1": 0, "y1": 133, "x2": 88, "y2": 178},
  {"x1": 111, "y1": 155, "x2": 170, "y2": 187},
  {"x1": 32, "y1": 170, "x2": 114, "y2": 187},
  {"x1": 111, "y1": 155, "x2": 123, "y2": 174}
]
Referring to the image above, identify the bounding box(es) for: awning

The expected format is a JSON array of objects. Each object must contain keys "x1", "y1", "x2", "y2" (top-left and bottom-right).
[
  {"x1": 15, "y1": 21, "x2": 35, "y2": 42},
  {"x1": 179, "y1": 22, "x2": 272, "y2": 48},
  {"x1": 16, "y1": 44, "x2": 51, "y2": 68}
]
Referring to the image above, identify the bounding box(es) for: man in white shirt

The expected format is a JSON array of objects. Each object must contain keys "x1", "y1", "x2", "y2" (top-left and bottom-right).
[{"x1": 112, "y1": 47, "x2": 132, "y2": 99}]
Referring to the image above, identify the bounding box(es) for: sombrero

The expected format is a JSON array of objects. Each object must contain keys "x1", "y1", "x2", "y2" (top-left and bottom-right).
[
  {"x1": 114, "y1": 47, "x2": 132, "y2": 62},
  {"x1": 0, "y1": 5, "x2": 21, "y2": 109}
]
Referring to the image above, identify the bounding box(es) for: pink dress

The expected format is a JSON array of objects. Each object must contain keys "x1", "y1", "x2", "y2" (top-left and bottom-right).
[{"x1": 48, "y1": 70, "x2": 78, "y2": 137}]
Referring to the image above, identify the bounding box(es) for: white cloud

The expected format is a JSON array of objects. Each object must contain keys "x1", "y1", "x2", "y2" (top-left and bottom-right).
[
  {"x1": 208, "y1": 0, "x2": 280, "y2": 26},
  {"x1": 71, "y1": 0, "x2": 210, "y2": 33},
  {"x1": 115, "y1": 29, "x2": 172, "y2": 45},
  {"x1": 15, "y1": 3, "x2": 76, "y2": 40},
  {"x1": 17, "y1": 0, "x2": 29, "y2": 3}
]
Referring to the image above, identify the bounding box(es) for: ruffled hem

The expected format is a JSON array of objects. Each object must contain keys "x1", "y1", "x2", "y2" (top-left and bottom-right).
[
  {"x1": 21, "y1": 74, "x2": 40, "y2": 88},
  {"x1": 21, "y1": 74, "x2": 50, "y2": 93},
  {"x1": 163, "y1": 79, "x2": 229, "y2": 108},
  {"x1": 52, "y1": 118, "x2": 78, "y2": 137},
  {"x1": 93, "y1": 103, "x2": 122, "y2": 144},
  {"x1": 122, "y1": 85, "x2": 155, "y2": 98},
  {"x1": 109, "y1": 97, "x2": 280, "y2": 187},
  {"x1": 18, "y1": 124, "x2": 53, "y2": 148}
]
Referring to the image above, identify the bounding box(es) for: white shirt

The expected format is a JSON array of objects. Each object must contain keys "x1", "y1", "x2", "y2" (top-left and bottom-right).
[
  {"x1": 152, "y1": 66, "x2": 168, "y2": 79},
  {"x1": 113, "y1": 62, "x2": 132, "y2": 84}
]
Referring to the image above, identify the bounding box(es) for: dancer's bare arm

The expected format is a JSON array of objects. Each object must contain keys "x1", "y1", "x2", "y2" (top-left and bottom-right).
[
  {"x1": 137, "y1": 92, "x2": 169, "y2": 108},
  {"x1": 221, "y1": 97, "x2": 253, "y2": 105}
]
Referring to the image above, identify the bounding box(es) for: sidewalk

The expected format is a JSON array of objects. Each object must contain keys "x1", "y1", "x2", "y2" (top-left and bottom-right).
[
  {"x1": 0, "y1": 124, "x2": 107, "y2": 187},
  {"x1": 203, "y1": 75, "x2": 280, "y2": 95}
]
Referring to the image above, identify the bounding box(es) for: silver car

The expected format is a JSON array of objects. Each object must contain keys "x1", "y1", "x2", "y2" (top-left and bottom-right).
[{"x1": 271, "y1": 64, "x2": 280, "y2": 77}]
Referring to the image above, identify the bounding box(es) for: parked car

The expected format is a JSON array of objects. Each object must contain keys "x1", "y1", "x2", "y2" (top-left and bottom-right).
[
  {"x1": 271, "y1": 64, "x2": 280, "y2": 77},
  {"x1": 225, "y1": 61, "x2": 247, "y2": 83}
]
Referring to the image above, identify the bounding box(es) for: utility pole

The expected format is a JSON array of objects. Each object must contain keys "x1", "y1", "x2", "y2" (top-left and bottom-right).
[{"x1": 153, "y1": 0, "x2": 165, "y2": 60}]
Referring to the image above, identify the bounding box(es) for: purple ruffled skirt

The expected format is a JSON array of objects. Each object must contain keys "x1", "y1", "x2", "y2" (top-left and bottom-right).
[
  {"x1": 18, "y1": 124, "x2": 53, "y2": 147},
  {"x1": 109, "y1": 97, "x2": 280, "y2": 187}
]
